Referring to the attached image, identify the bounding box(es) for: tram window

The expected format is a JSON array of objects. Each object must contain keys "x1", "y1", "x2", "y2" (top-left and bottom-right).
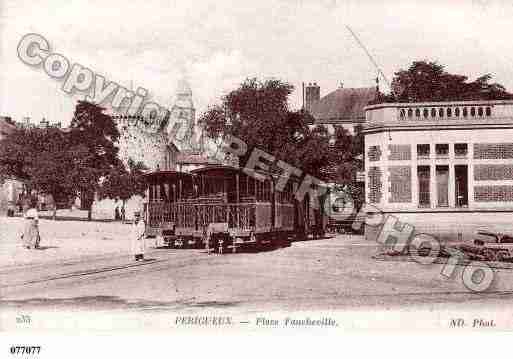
[
  {"x1": 478, "y1": 107, "x2": 483, "y2": 116},
  {"x1": 447, "y1": 108, "x2": 452, "y2": 117},
  {"x1": 164, "y1": 183, "x2": 169, "y2": 201},
  {"x1": 431, "y1": 108, "x2": 437, "y2": 117},
  {"x1": 486, "y1": 107, "x2": 492, "y2": 116},
  {"x1": 263, "y1": 180, "x2": 268, "y2": 201},
  {"x1": 250, "y1": 177, "x2": 255, "y2": 197},
  {"x1": 471, "y1": 107, "x2": 476, "y2": 117},
  {"x1": 439, "y1": 108, "x2": 444, "y2": 117},
  {"x1": 161, "y1": 183, "x2": 167, "y2": 201},
  {"x1": 156, "y1": 184, "x2": 161, "y2": 201},
  {"x1": 455, "y1": 107, "x2": 460, "y2": 117},
  {"x1": 463, "y1": 107, "x2": 468, "y2": 117},
  {"x1": 423, "y1": 108, "x2": 429, "y2": 118},
  {"x1": 415, "y1": 109, "x2": 421, "y2": 117}
]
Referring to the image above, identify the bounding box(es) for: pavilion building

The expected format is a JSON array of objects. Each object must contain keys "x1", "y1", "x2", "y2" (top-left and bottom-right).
[{"x1": 363, "y1": 100, "x2": 513, "y2": 241}]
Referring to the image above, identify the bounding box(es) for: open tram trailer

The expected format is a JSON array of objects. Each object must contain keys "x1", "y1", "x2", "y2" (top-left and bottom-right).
[{"x1": 144, "y1": 165, "x2": 326, "y2": 253}]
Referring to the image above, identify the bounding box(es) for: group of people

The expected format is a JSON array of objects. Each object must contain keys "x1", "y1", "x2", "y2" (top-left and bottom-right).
[{"x1": 114, "y1": 205, "x2": 126, "y2": 221}]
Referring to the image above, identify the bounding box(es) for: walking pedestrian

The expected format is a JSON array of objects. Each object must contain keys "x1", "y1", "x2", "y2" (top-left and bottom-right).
[
  {"x1": 115, "y1": 206, "x2": 120, "y2": 221},
  {"x1": 121, "y1": 205, "x2": 126, "y2": 221},
  {"x1": 131, "y1": 211, "x2": 146, "y2": 261},
  {"x1": 22, "y1": 199, "x2": 40, "y2": 249}
]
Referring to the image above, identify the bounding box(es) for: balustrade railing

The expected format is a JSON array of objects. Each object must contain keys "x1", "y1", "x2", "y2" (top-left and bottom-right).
[{"x1": 398, "y1": 105, "x2": 493, "y2": 120}]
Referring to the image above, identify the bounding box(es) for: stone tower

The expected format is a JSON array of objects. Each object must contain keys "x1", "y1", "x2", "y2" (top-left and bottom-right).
[{"x1": 168, "y1": 77, "x2": 199, "y2": 152}]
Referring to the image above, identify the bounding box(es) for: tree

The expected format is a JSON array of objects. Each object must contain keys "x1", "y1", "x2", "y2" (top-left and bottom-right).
[
  {"x1": 199, "y1": 78, "x2": 333, "y2": 180},
  {"x1": 0, "y1": 101, "x2": 122, "y2": 220},
  {"x1": 98, "y1": 158, "x2": 148, "y2": 209},
  {"x1": 0, "y1": 127, "x2": 84, "y2": 219},
  {"x1": 379, "y1": 60, "x2": 513, "y2": 103},
  {"x1": 328, "y1": 125, "x2": 365, "y2": 208},
  {"x1": 69, "y1": 100, "x2": 121, "y2": 220}
]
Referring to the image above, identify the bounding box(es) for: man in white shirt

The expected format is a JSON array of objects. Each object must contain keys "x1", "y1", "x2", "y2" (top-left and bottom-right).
[{"x1": 131, "y1": 211, "x2": 146, "y2": 261}]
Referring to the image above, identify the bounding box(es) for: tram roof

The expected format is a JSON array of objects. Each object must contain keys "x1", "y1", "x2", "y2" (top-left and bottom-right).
[
  {"x1": 190, "y1": 164, "x2": 318, "y2": 184},
  {"x1": 190, "y1": 165, "x2": 273, "y2": 178},
  {"x1": 190, "y1": 164, "x2": 240, "y2": 174},
  {"x1": 143, "y1": 170, "x2": 193, "y2": 182}
]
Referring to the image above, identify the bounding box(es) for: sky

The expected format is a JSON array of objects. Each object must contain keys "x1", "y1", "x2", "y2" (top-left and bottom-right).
[{"x1": 1, "y1": 0, "x2": 513, "y2": 126}]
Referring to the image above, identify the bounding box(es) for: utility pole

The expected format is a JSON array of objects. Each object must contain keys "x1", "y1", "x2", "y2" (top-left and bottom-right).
[{"x1": 345, "y1": 25, "x2": 393, "y2": 95}]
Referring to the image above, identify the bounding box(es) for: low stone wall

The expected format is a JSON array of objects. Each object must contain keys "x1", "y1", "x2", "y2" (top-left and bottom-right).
[
  {"x1": 0, "y1": 179, "x2": 23, "y2": 216},
  {"x1": 364, "y1": 211, "x2": 513, "y2": 244},
  {"x1": 91, "y1": 195, "x2": 145, "y2": 220}
]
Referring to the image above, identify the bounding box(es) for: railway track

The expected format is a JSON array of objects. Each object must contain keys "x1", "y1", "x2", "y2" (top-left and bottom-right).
[{"x1": 0, "y1": 249, "x2": 209, "y2": 290}]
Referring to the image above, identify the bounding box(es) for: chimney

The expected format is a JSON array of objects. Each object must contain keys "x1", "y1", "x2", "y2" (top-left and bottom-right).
[
  {"x1": 304, "y1": 82, "x2": 320, "y2": 114},
  {"x1": 40, "y1": 117, "x2": 48, "y2": 128}
]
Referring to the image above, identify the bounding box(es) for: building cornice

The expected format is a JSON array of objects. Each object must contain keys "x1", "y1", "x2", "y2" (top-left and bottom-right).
[
  {"x1": 365, "y1": 99, "x2": 513, "y2": 111},
  {"x1": 363, "y1": 118, "x2": 513, "y2": 134}
]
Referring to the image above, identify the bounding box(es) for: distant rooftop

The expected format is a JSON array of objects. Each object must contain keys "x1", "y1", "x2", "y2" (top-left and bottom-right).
[
  {"x1": 176, "y1": 152, "x2": 221, "y2": 166},
  {"x1": 310, "y1": 87, "x2": 378, "y2": 124}
]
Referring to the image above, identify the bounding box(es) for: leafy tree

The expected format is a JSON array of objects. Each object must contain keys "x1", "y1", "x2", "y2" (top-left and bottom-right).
[
  {"x1": 199, "y1": 78, "x2": 332, "y2": 180},
  {"x1": 379, "y1": 60, "x2": 513, "y2": 103},
  {"x1": 0, "y1": 101, "x2": 121, "y2": 220},
  {"x1": 69, "y1": 100, "x2": 121, "y2": 220},
  {"x1": 327, "y1": 125, "x2": 365, "y2": 208},
  {"x1": 0, "y1": 127, "x2": 82, "y2": 219},
  {"x1": 98, "y1": 158, "x2": 148, "y2": 209}
]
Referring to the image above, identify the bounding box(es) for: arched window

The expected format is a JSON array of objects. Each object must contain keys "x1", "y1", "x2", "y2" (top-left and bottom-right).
[
  {"x1": 447, "y1": 108, "x2": 452, "y2": 117},
  {"x1": 486, "y1": 107, "x2": 492, "y2": 116},
  {"x1": 431, "y1": 108, "x2": 437, "y2": 117},
  {"x1": 423, "y1": 108, "x2": 429, "y2": 118},
  {"x1": 478, "y1": 107, "x2": 483, "y2": 116},
  {"x1": 455, "y1": 108, "x2": 460, "y2": 117},
  {"x1": 471, "y1": 107, "x2": 476, "y2": 117},
  {"x1": 408, "y1": 109, "x2": 413, "y2": 118},
  {"x1": 463, "y1": 107, "x2": 468, "y2": 117},
  {"x1": 415, "y1": 108, "x2": 421, "y2": 117},
  {"x1": 439, "y1": 108, "x2": 444, "y2": 117}
]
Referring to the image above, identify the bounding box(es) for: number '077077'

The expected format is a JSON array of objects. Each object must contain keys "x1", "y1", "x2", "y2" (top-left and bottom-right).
[{"x1": 10, "y1": 346, "x2": 41, "y2": 355}]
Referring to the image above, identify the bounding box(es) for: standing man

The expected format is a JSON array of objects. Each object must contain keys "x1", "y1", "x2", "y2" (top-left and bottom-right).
[{"x1": 131, "y1": 211, "x2": 146, "y2": 261}]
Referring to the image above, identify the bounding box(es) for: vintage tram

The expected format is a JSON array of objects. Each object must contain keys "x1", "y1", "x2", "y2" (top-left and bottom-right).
[
  {"x1": 144, "y1": 165, "x2": 326, "y2": 253},
  {"x1": 144, "y1": 170, "x2": 195, "y2": 247}
]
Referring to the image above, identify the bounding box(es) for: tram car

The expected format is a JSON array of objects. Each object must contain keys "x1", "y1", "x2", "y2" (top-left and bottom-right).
[
  {"x1": 144, "y1": 170, "x2": 195, "y2": 248},
  {"x1": 144, "y1": 165, "x2": 327, "y2": 253}
]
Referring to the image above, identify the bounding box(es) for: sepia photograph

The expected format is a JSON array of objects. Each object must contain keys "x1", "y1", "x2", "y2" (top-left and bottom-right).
[{"x1": 2, "y1": 1, "x2": 513, "y2": 347}]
